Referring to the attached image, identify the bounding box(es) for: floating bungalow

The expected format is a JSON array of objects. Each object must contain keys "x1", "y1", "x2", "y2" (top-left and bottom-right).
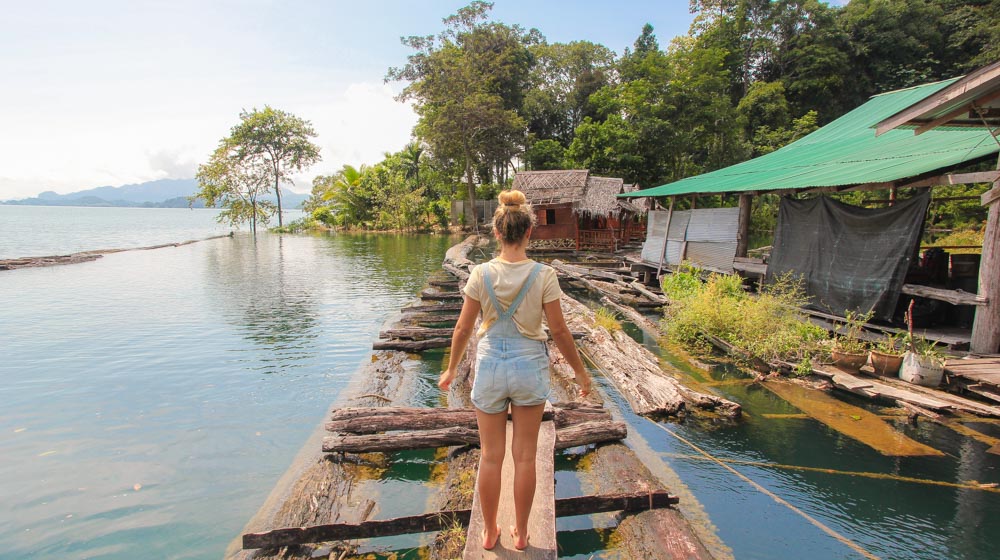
[
  {"x1": 512, "y1": 169, "x2": 645, "y2": 252},
  {"x1": 622, "y1": 61, "x2": 1000, "y2": 357}
]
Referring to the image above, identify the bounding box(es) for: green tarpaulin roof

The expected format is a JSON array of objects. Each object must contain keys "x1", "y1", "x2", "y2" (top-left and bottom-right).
[{"x1": 621, "y1": 78, "x2": 1000, "y2": 199}]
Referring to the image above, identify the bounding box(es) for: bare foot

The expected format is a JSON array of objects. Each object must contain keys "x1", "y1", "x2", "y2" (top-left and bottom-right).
[
  {"x1": 483, "y1": 523, "x2": 500, "y2": 550},
  {"x1": 510, "y1": 525, "x2": 529, "y2": 551}
]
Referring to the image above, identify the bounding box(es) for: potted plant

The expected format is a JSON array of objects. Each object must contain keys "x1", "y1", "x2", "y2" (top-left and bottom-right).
[
  {"x1": 831, "y1": 310, "x2": 872, "y2": 373},
  {"x1": 869, "y1": 332, "x2": 905, "y2": 377},
  {"x1": 898, "y1": 300, "x2": 947, "y2": 386}
]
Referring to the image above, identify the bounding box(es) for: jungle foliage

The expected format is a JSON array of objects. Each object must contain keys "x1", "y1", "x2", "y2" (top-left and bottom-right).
[{"x1": 305, "y1": 0, "x2": 998, "y2": 231}]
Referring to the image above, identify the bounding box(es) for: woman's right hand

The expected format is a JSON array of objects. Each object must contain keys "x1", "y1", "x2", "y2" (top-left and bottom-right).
[
  {"x1": 438, "y1": 369, "x2": 456, "y2": 391},
  {"x1": 575, "y1": 371, "x2": 592, "y2": 398}
]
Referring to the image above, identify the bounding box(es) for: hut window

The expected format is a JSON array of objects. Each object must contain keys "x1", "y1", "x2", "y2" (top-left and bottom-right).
[{"x1": 546, "y1": 209, "x2": 556, "y2": 224}]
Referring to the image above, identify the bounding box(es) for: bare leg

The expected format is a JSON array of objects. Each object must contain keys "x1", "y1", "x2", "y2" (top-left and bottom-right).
[
  {"x1": 509, "y1": 402, "x2": 545, "y2": 550},
  {"x1": 475, "y1": 407, "x2": 507, "y2": 549}
]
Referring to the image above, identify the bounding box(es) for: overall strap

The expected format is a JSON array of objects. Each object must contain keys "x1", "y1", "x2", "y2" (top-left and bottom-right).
[{"x1": 482, "y1": 262, "x2": 544, "y2": 321}]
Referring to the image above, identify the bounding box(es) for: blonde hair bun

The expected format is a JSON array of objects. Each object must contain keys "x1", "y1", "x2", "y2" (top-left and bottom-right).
[{"x1": 498, "y1": 190, "x2": 527, "y2": 207}]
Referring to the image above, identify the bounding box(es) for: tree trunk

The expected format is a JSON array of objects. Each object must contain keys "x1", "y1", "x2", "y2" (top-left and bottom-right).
[
  {"x1": 274, "y1": 165, "x2": 283, "y2": 228},
  {"x1": 463, "y1": 138, "x2": 477, "y2": 230}
]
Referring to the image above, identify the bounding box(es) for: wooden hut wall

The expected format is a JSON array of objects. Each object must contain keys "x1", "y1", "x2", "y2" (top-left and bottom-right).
[{"x1": 532, "y1": 203, "x2": 577, "y2": 240}]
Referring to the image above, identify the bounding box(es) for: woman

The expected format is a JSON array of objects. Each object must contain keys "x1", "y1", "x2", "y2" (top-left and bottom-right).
[{"x1": 438, "y1": 189, "x2": 592, "y2": 551}]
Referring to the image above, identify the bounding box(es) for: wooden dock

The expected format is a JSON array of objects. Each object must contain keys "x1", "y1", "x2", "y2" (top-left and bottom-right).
[
  {"x1": 464, "y1": 414, "x2": 557, "y2": 559},
  {"x1": 947, "y1": 356, "x2": 1000, "y2": 404}
]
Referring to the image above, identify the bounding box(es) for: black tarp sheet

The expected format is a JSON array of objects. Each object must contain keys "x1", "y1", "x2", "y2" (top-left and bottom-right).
[{"x1": 765, "y1": 192, "x2": 930, "y2": 321}]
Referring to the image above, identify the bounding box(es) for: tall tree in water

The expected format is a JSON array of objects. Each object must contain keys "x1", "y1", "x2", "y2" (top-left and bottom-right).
[
  {"x1": 193, "y1": 144, "x2": 275, "y2": 234},
  {"x1": 227, "y1": 107, "x2": 322, "y2": 227},
  {"x1": 387, "y1": 1, "x2": 531, "y2": 227}
]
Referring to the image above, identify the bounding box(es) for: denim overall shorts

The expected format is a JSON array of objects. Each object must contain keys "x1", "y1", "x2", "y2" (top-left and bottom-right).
[{"x1": 471, "y1": 262, "x2": 551, "y2": 414}]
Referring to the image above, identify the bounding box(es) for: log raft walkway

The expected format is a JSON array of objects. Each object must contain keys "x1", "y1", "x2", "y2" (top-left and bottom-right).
[
  {"x1": 0, "y1": 233, "x2": 233, "y2": 270},
  {"x1": 236, "y1": 235, "x2": 712, "y2": 559}
]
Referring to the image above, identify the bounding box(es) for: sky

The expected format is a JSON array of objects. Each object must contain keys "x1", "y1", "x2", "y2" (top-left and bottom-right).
[{"x1": 0, "y1": 0, "x2": 709, "y2": 199}]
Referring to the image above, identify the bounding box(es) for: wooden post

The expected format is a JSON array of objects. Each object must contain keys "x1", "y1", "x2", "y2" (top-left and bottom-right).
[
  {"x1": 889, "y1": 185, "x2": 898, "y2": 207},
  {"x1": 736, "y1": 194, "x2": 752, "y2": 258},
  {"x1": 971, "y1": 157, "x2": 1000, "y2": 354},
  {"x1": 655, "y1": 197, "x2": 676, "y2": 277}
]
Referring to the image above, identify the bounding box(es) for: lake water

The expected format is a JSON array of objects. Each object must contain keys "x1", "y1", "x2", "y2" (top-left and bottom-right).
[
  {"x1": 0, "y1": 208, "x2": 458, "y2": 558},
  {"x1": 2, "y1": 207, "x2": 999, "y2": 560}
]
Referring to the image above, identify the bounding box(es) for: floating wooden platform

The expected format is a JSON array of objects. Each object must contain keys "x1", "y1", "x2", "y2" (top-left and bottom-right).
[{"x1": 947, "y1": 356, "x2": 1000, "y2": 404}]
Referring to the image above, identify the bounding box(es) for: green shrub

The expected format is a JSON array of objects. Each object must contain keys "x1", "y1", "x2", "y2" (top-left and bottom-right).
[{"x1": 663, "y1": 271, "x2": 827, "y2": 368}]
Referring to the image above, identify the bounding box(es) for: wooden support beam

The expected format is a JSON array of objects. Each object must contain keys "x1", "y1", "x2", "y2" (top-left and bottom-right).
[
  {"x1": 656, "y1": 197, "x2": 675, "y2": 277},
  {"x1": 972, "y1": 157, "x2": 1000, "y2": 354},
  {"x1": 901, "y1": 284, "x2": 987, "y2": 306},
  {"x1": 241, "y1": 491, "x2": 677, "y2": 549},
  {"x1": 736, "y1": 194, "x2": 752, "y2": 258}
]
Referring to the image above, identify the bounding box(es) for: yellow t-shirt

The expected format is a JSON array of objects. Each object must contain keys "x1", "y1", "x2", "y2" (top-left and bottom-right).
[{"x1": 464, "y1": 258, "x2": 563, "y2": 340}]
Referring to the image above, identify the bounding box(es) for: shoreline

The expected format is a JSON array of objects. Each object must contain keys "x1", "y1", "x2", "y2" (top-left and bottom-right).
[{"x1": 0, "y1": 233, "x2": 233, "y2": 270}]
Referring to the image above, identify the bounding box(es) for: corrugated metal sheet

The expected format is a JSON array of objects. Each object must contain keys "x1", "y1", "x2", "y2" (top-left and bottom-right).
[
  {"x1": 685, "y1": 207, "x2": 739, "y2": 243},
  {"x1": 620, "y1": 78, "x2": 999, "y2": 198},
  {"x1": 687, "y1": 242, "x2": 738, "y2": 273},
  {"x1": 640, "y1": 209, "x2": 738, "y2": 270}
]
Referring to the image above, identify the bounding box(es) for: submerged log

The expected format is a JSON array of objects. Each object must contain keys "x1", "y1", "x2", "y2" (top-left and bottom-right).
[
  {"x1": 242, "y1": 490, "x2": 676, "y2": 549},
  {"x1": 561, "y1": 296, "x2": 741, "y2": 417},
  {"x1": 372, "y1": 338, "x2": 451, "y2": 351}
]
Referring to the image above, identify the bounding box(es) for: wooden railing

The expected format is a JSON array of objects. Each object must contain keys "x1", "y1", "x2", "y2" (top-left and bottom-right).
[
  {"x1": 577, "y1": 229, "x2": 617, "y2": 252},
  {"x1": 621, "y1": 221, "x2": 646, "y2": 243}
]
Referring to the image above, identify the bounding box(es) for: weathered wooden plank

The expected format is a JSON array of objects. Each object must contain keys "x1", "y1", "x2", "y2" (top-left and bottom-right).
[
  {"x1": 421, "y1": 288, "x2": 463, "y2": 301},
  {"x1": 401, "y1": 303, "x2": 464, "y2": 314},
  {"x1": 242, "y1": 490, "x2": 678, "y2": 549},
  {"x1": 764, "y1": 380, "x2": 945, "y2": 456},
  {"x1": 372, "y1": 338, "x2": 452, "y2": 351},
  {"x1": 326, "y1": 410, "x2": 478, "y2": 434},
  {"x1": 243, "y1": 510, "x2": 471, "y2": 549},
  {"x1": 901, "y1": 284, "x2": 987, "y2": 306},
  {"x1": 379, "y1": 327, "x2": 455, "y2": 340},
  {"x1": 553, "y1": 491, "x2": 678, "y2": 516},
  {"x1": 464, "y1": 418, "x2": 557, "y2": 559},
  {"x1": 554, "y1": 420, "x2": 628, "y2": 450},
  {"x1": 323, "y1": 426, "x2": 481, "y2": 453},
  {"x1": 329, "y1": 406, "x2": 556, "y2": 423}
]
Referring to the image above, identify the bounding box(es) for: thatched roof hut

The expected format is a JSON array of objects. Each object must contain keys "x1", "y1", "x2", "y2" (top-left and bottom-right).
[{"x1": 512, "y1": 170, "x2": 626, "y2": 218}]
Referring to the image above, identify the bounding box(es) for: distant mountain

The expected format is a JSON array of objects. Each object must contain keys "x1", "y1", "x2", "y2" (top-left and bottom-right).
[{"x1": 2, "y1": 178, "x2": 310, "y2": 209}]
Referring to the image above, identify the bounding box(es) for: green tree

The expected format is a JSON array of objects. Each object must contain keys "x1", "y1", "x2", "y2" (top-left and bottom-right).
[
  {"x1": 387, "y1": 1, "x2": 530, "y2": 227},
  {"x1": 524, "y1": 139, "x2": 567, "y2": 170},
  {"x1": 193, "y1": 144, "x2": 275, "y2": 234},
  {"x1": 227, "y1": 106, "x2": 322, "y2": 227}
]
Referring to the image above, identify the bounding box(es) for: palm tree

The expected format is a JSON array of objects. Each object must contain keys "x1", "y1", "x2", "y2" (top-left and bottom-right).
[{"x1": 322, "y1": 164, "x2": 369, "y2": 227}]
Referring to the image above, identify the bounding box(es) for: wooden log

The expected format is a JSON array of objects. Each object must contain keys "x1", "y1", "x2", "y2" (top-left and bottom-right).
[
  {"x1": 971, "y1": 164, "x2": 1000, "y2": 354},
  {"x1": 372, "y1": 338, "x2": 451, "y2": 351},
  {"x1": 243, "y1": 510, "x2": 471, "y2": 549},
  {"x1": 600, "y1": 296, "x2": 661, "y2": 337},
  {"x1": 561, "y1": 296, "x2": 741, "y2": 417},
  {"x1": 554, "y1": 420, "x2": 628, "y2": 449},
  {"x1": 323, "y1": 426, "x2": 481, "y2": 453},
  {"x1": 429, "y1": 279, "x2": 460, "y2": 288},
  {"x1": 379, "y1": 327, "x2": 454, "y2": 340},
  {"x1": 242, "y1": 490, "x2": 677, "y2": 549},
  {"x1": 553, "y1": 405, "x2": 612, "y2": 428},
  {"x1": 401, "y1": 303, "x2": 464, "y2": 314},
  {"x1": 322, "y1": 418, "x2": 626, "y2": 453},
  {"x1": 399, "y1": 315, "x2": 459, "y2": 328},
  {"x1": 553, "y1": 490, "x2": 678, "y2": 516},
  {"x1": 326, "y1": 410, "x2": 477, "y2": 433},
  {"x1": 420, "y1": 288, "x2": 463, "y2": 301},
  {"x1": 629, "y1": 281, "x2": 668, "y2": 305},
  {"x1": 330, "y1": 406, "x2": 555, "y2": 423}
]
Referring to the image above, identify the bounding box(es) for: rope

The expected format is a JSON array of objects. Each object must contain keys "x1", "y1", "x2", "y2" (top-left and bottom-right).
[{"x1": 646, "y1": 419, "x2": 882, "y2": 560}]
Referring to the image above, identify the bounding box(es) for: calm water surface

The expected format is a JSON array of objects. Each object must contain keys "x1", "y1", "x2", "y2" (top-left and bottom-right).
[
  {"x1": 0, "y1": 228, "x2": 457, "y2": 559},
  {"x1": 0, "y1": 205, "x2": 303, "y2": 259},
  {"x1": 3, "y1": 208, "x2": 998, "y2": 559}
]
